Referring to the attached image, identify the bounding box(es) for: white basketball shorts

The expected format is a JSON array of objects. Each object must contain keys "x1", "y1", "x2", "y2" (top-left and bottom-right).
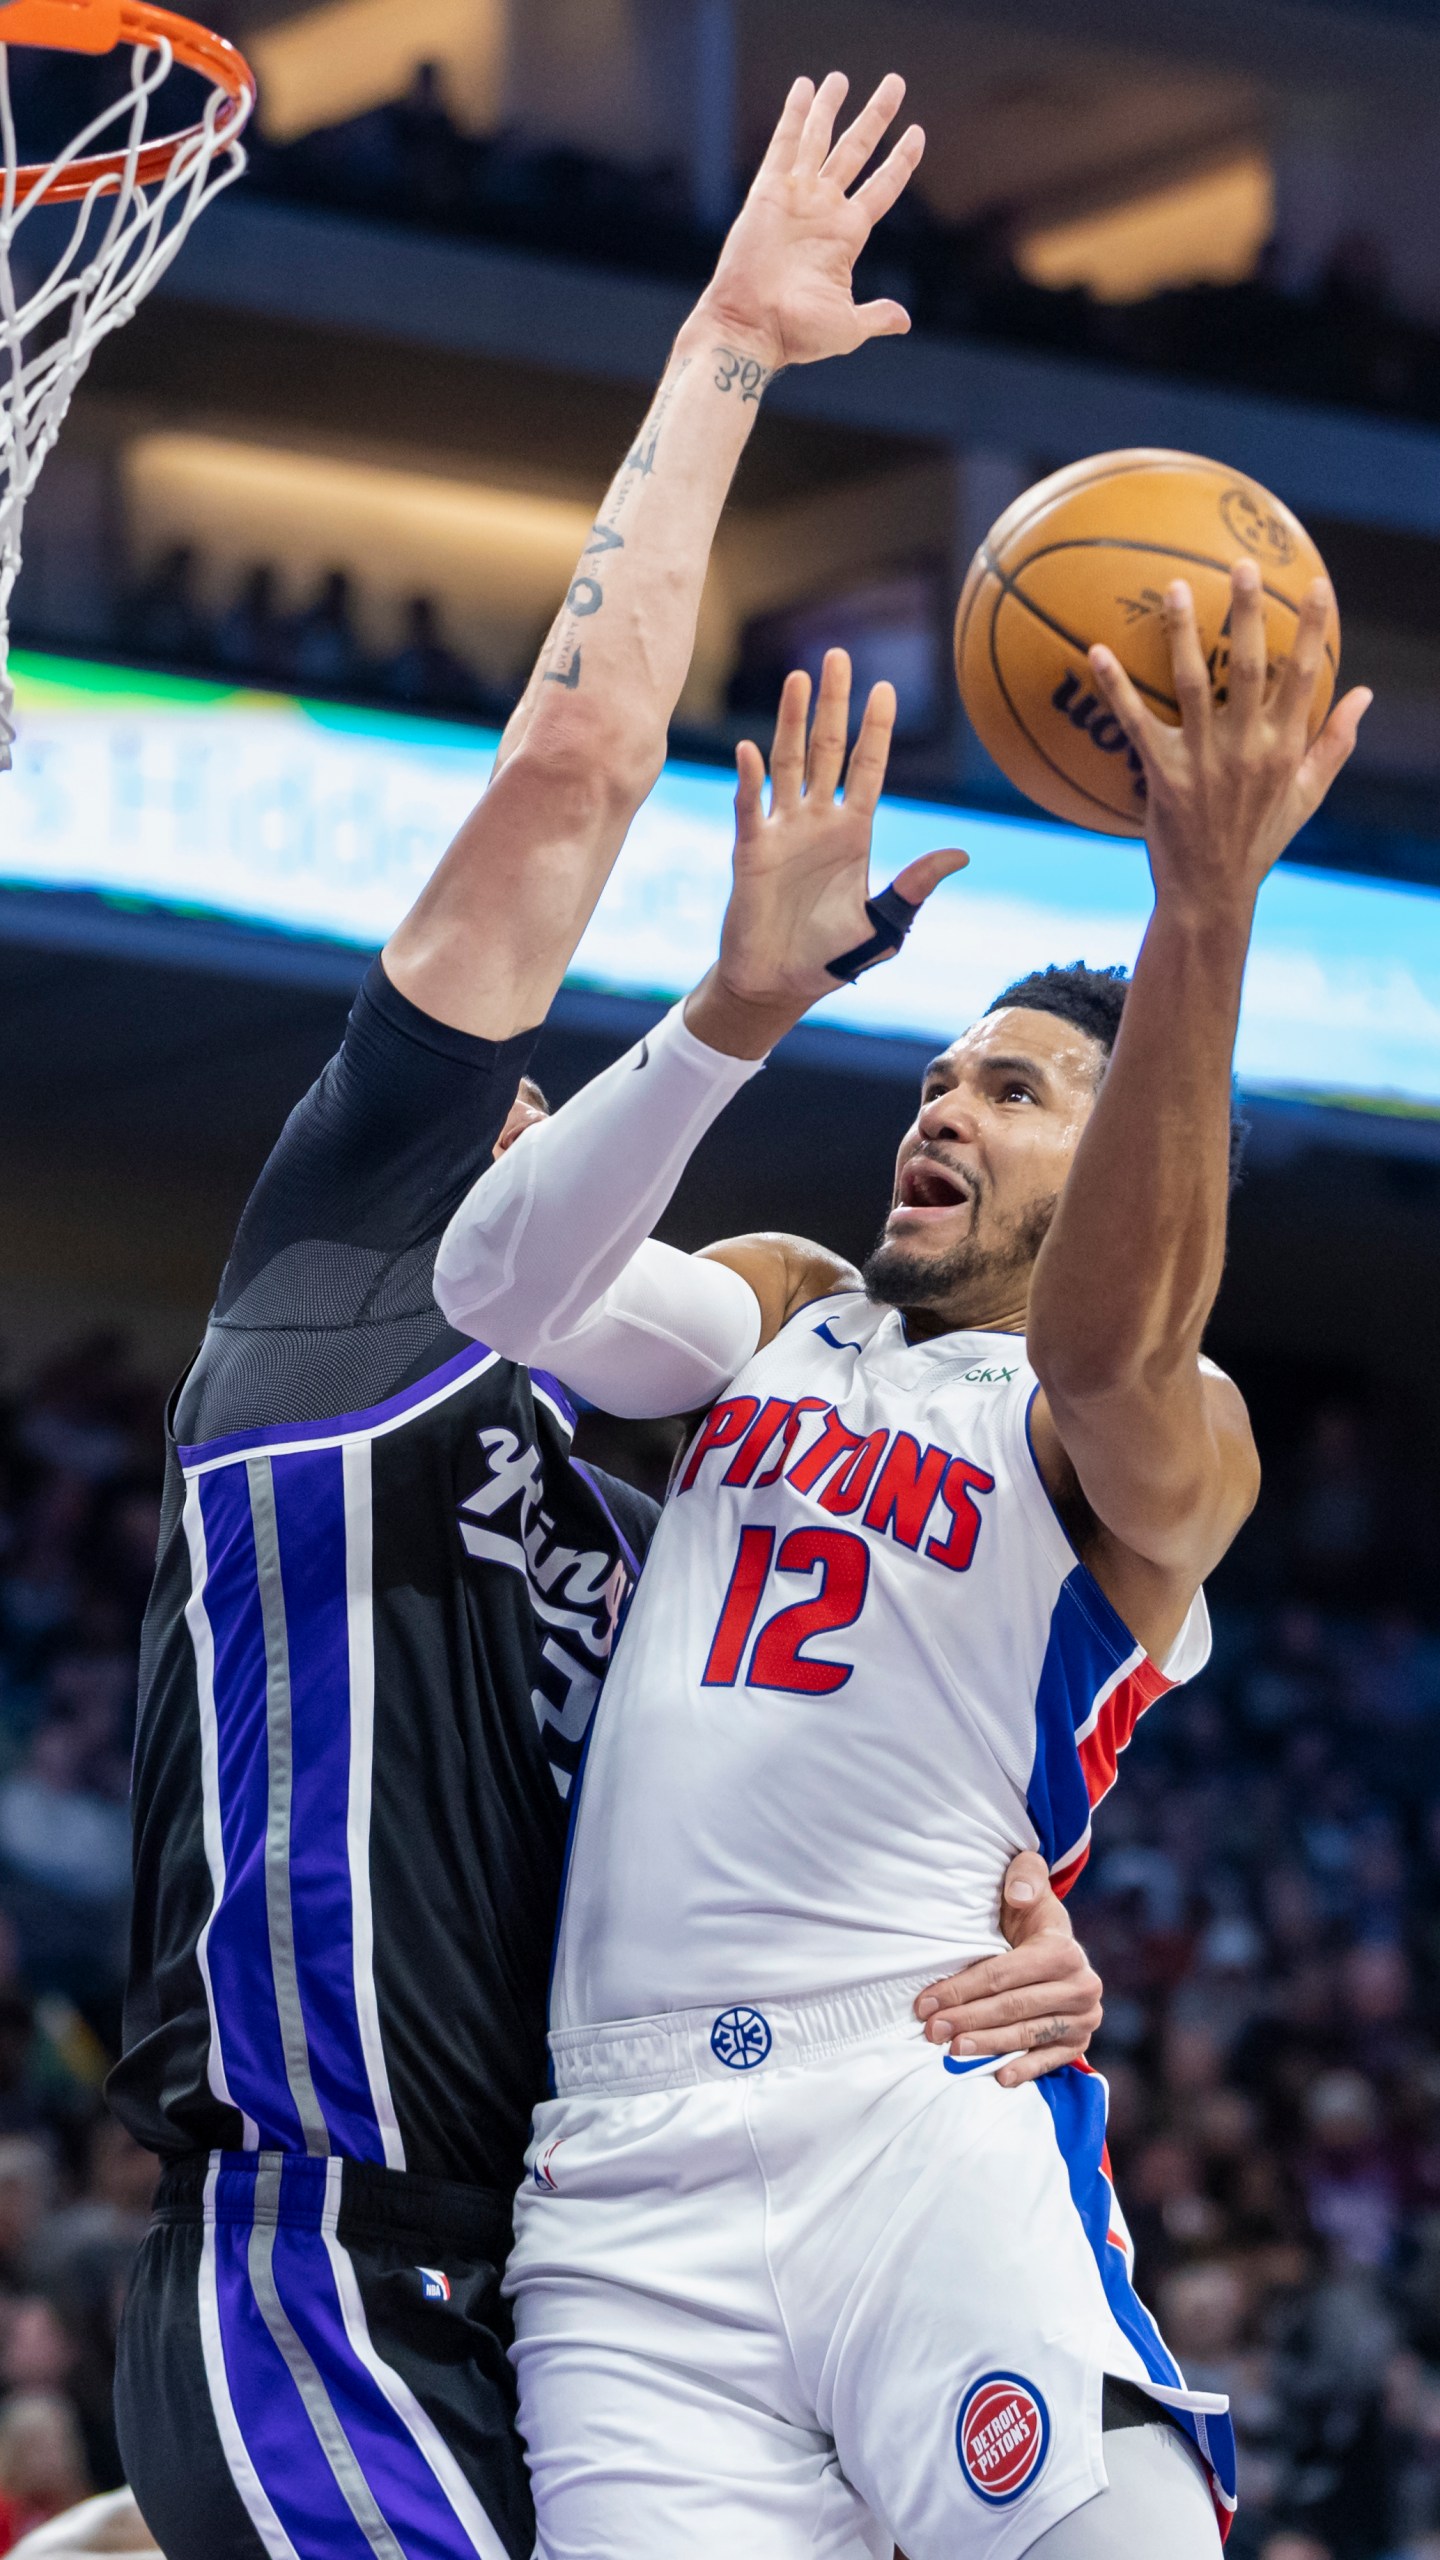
[{"x1": 505, "y1": 1969, "x2": 1237, "y2": 2560}]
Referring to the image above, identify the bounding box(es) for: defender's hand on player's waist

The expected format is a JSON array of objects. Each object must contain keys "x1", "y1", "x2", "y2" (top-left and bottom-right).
[
  {"x1": 695, "y1": 72, "x2": 925, "y2": 377},
  {"x1": 685, "y1": 648, "x2": 967, "y2": 1059},
  {"x1": 1088, "y1": 558, "x2": 1371, "y2": 919},
  {"x1": 912, "y1": 1852, "x2": 1103, "y2": 2090}
]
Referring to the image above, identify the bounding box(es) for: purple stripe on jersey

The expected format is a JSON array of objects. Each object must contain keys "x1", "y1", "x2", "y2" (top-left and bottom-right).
[
  {"x1": 210, "y1": 2174, "x2": 379, "y2": 2558},
  {"x1": 270, "y1": 1448, "x2": 384, "y2": 2166},
  {"x1": 178, "y1": 1342, "x2": 502, "y2": 1469},
  {"x1": 567, "y1": 1460, "x2": 640, "y2": 1579},
  {"x1": 199, "y1": 1467, "x2": 307, "y2": 2152},
  {"x1": 1025, "y1": 1568, "x2": 1133, "y2": 1875},
  {"x1": 267, "y1": 2172, "x2": 492, "y2": 2558},
  {"x1": 1038, "y1": 2069, "x2": 1239, "y2": 2515}
]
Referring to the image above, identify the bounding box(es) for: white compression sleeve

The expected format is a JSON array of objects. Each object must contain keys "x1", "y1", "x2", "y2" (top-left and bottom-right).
[
  {"x1": 433, "y1": 1002, "x2": 767, "y2": 1418},
  {"x1": 503, "y1": 1235, "x2": 763, "y2": 1419}
]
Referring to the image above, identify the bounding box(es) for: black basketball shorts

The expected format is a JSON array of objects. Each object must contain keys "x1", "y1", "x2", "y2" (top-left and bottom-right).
[{"x1": 114, "y1": 2151, "x2": 532, "y2": 2560}]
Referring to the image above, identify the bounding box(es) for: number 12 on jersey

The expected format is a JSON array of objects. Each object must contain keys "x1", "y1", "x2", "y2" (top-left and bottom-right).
[{"x1": 702, "y1": 1526, "x2": 871, "y2": 1697}]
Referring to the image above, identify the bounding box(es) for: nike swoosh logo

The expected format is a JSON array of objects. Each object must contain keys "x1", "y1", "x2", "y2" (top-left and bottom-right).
[{"x1": 815, "y1": 1319, "x2": 864, "y2": 1352}]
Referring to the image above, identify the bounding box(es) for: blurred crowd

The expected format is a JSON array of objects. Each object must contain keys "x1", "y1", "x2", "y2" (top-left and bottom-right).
[
  {"x1": 0, "y1": 1340, "x2": 163, "y2": 2547},
  {"x1": 239, "y1": 63, "x2": 1440, "y2": 433},
  {"x1": 118, "y1": 554, "x2": 506, "y2": 719},
  {"x1": 2, "y1": 1329, "x2": 1440, "y2": 2556},
  {"x1": 13, "y1": 47, "x2": 1437, "y2": 431},
  {"x1": 1064, "y1": 1386, "x2": 1440, "y2": 2560}
]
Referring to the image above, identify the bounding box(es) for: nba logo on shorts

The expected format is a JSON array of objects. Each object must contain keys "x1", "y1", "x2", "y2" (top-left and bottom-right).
[
  {"x1": 417, "y1": 2267, "x2": 451, "y2": 2303},
  {"x1": 957, "y1": 2373, "x2": 1050, "y2": 2503}
]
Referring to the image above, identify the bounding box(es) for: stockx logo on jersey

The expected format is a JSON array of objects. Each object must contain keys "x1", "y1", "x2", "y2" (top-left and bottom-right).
[
  {"x1": 678, "y1": 1394, "x2": 996, "y2": 1575},
  {"x1": 457, "y1": 1426, "x2": 631, "y2": 1799}
]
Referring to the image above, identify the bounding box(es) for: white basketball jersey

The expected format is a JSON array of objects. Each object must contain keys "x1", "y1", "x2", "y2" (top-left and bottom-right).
[{"x1": 551, "y1": 1294, "x2": 1210, "y2": 2032}]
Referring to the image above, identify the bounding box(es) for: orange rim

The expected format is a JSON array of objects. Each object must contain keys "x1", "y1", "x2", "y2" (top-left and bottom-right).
[{"x1": 1, "y1": 0, "x2": 255, "y2": 201}]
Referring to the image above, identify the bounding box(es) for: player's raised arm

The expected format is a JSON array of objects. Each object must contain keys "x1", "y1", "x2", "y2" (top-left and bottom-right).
[
  {"x1": 432, "y1": 649, "x2": 966, "y2": 1410},
  {"x1": 383, "y1": 70, "x2": 926, "y2": 1037},
  {"x1": 1023, "y1": 564, "x2": 1372, "y2": 1601}
]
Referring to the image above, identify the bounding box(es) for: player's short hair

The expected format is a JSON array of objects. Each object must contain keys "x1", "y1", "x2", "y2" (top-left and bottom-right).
[
  {"x1": 985, "y1": 960, "x2": 1248, "y2": 1191},
  {"x1": 986, "y1": 961, "x2": 1129, "y2": 1059}
]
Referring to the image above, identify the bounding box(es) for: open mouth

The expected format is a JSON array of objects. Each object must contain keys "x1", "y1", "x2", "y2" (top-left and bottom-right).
[{"x1": 892, "y1": 1155, "x2": 974, "y2": 1221}]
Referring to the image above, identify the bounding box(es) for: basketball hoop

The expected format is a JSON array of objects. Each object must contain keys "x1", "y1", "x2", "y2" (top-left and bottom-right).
[{"x1": 0, "y1": 0, "x2": 255, "y2": 767}]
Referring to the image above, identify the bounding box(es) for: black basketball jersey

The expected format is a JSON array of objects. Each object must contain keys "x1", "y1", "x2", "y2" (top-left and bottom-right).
[{"x1": 108, "y1": 962, "x2": 657, "y2": 2193}]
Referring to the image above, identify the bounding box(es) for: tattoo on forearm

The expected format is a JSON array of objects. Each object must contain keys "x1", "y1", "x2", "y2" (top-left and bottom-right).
[
  {"x1": 627, "y1": 423, "x2": 661, "y2": 477},
  {"x1": 713, "y1": 346, "x2": 773, "y2": 402},
  {"x1": 624, "y1": 358, "x2": 687, "y2": 478},
  {"x1": 558, "y1": 518, "x2": 626, "y2": 625},
  {"x1": 539, "y1": 350, "x2": 692, "y2": 690}
]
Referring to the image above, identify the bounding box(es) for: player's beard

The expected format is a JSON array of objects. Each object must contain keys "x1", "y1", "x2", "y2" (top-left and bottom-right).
[{"x1": 862, "y1": 1191, "x2": 1059, "y2": 1326}]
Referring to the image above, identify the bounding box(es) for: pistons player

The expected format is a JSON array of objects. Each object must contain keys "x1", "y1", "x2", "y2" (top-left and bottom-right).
[
  {"x1": 434, "y1": 569, "x2": 1371, "y2": 2558},
  {"x1": 106, "y1": 73, "x2": 1105, "y2": 2560}
]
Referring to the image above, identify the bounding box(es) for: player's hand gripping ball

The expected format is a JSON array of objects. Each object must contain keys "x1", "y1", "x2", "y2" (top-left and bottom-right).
[{"x1": 954, "y1": 448, "x2": 1341, "y2": 836}]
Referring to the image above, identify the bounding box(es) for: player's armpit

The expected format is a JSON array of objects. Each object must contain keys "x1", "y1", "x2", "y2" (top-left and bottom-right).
[
  {"x1": 699, "y1": 1233, "x2": 862, "y2": 1351},
  {"x1": 1029, "y1": 1363, "x2": 1259, "y2": 1635}
]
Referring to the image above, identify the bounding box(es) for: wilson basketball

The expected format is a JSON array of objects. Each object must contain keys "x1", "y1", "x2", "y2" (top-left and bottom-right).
[{"x1": 954, "y1": 449, "x2": 1340, "y2": 836}]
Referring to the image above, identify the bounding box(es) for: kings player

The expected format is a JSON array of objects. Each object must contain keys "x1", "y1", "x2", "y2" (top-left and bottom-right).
[
  {"x1": 435, "y1": 575, "x2": 1370, "y2": 2557},
  {"x1": 104, "y1": 72, "x2": 1101, "y2": 2560}
]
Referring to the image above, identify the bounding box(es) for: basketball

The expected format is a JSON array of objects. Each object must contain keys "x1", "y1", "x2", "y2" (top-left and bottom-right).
[{"x1": 954, "y1": 449, "x2": 1340, "y2": 837}]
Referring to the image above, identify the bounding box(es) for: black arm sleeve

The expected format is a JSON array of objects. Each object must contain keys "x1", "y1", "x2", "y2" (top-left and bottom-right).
[{"x1": 174, "y1": 961, "x2": 539, "y2": 1444}]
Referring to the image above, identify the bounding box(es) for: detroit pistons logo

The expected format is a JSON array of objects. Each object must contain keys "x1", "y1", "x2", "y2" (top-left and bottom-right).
[{"x1": 957, "y1": 2373, "x2": 1050, "y2": 2503}]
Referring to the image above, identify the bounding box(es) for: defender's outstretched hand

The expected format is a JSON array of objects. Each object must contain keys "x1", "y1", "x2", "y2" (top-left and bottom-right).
[
  {"x1": 686, "y1": 649, "x2": 967, "y2": 1058},
  {"x1": 702, "y1": 73, "x2": 925, "y2": 373},
  {"x1": 912, "y1": 1853, "x2": 1104, "y2": 2089},
  {"x1": 388, "y1": 71, "x2": 926, "y2": 1035},
  {"x1": 1089, "y1": 560, "x2": 1371, "y2": 910}
]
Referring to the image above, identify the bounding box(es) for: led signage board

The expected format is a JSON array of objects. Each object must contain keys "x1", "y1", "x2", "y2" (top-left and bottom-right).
[{"x1": 6, "y1": 650, "x2": 1440, "y2": 1117}]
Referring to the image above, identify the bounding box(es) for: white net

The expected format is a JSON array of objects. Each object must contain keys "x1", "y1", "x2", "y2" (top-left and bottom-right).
[{"x1": 0, "y1": 21, "x2": 251, "y2": 766}]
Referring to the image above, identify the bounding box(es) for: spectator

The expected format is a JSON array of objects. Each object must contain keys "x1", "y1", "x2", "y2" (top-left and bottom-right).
[
  {"x1": 211, "y1": 565, "x2": 288, "y2": 684},
  {"x1": 1300, "y1": 2072, "x2": 1401, "y2": 2272},
  {"x1": 0, "y1": 1729, "x2": 131, "y2": 1910},
  {"x1": 0, "y1": 2395, "x2": 91, "y2": 2550},
  {"x1": 378, "y1": 595, "x2": 481, "y2": 714},
  {"x1": 288, "y1": 568, "x2": 365, "y2": 692},
  {"x1": 390, "y1": 59, "x2": 470, "y2": 224},
  {"x1": 0, "y1": 1725, "x2": 131, "y2": 2012},
  {"x1": 28, "y1": 2125, "x2": 153, "y2": 2292},
  {"x1": 0, "y1": 2150, "x2": 52, "y2": 2296},
  {"x1": 120, "y1": 548, "x2": 206, "y2": 668},
  {"x1": 1289, "y1": 1406, "x2": 1381, "y2": 1606},
  {"x1": 0, "y1": 1994, "x2": 58, "y2": 2148},
  {"x1": 1, "y1": 2304, "x2": 78, "y2": 2400}
]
